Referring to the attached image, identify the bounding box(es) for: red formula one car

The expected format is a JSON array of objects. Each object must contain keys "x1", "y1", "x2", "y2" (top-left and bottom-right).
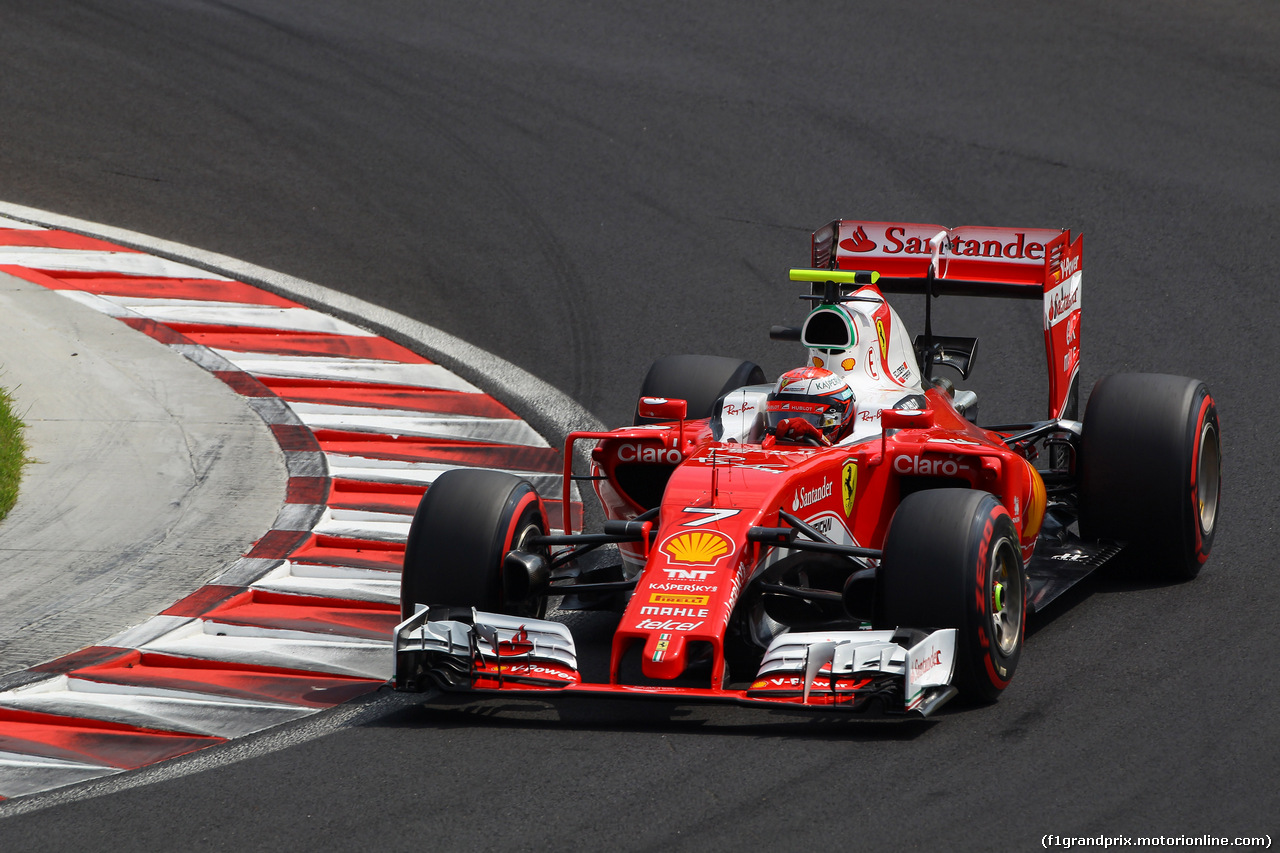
[{"x1": 393, "y1": 221, "x2": 1222, "y2": 716}]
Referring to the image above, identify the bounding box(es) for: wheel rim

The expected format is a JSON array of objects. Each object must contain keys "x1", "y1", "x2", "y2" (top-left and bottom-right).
[
  {"x1": 513, "y1": 520, "x2": 542, "y2": 552},
  {"x1": 1197, "y1": 421, "x2": 1221, "y2": 536},
  {"x1": 508, "y1": 516, "x2": 548, "y2": 618},
  {"x1": 988, "y1": 537, "x2": 1024, "y2": 656}
]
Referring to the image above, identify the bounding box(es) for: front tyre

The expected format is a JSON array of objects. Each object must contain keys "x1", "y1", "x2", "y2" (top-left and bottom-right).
[
  {"x1": 875, "y1": 489, "x2": 1025, "y2": 704},
  {"x1": 400, "y1": 468, "x2": 548, "y2": 620},
  {"x1": 1079, "y1": 373, "x2": 1221, "y2": 580}
]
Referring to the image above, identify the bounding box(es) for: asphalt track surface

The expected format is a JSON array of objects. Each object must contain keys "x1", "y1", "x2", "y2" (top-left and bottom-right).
[{"x1": 0, "y1": 1, "x2": 1277, "y2": 849}]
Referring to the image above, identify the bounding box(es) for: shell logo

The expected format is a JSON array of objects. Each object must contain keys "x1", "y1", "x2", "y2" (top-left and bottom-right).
[{"x1": 661, "y1": 530, "x2": 733, "y2": 566}]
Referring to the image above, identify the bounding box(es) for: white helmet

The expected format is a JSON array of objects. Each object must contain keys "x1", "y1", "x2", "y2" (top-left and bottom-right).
[{"x1": 764, "y1": 367, "x2": 856, "y2": 444}]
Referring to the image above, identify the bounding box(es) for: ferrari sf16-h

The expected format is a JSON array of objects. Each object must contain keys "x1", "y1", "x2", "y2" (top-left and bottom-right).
[{"x1": 393, "y1": 220, "x2": 1222, "y2": 717}]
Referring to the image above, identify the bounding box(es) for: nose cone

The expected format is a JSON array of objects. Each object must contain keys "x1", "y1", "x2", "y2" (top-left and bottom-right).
[{"x1": 640, "y1": 631, "x2": 687, "y2": 680}]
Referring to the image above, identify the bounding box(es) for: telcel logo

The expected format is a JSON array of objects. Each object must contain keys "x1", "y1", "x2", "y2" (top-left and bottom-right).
[
  {"x1": 617, "y1": 443, "x2": 682, "y2": 464},
  {"x1": 636, "y1": 619, "x2": 704, "y2": 632},
  {"x1": 894, "y1": 455, "x2": 969, "y2": 476}
]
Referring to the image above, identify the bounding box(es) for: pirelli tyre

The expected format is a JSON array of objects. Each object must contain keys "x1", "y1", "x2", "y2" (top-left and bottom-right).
[
  {"x1": 875, "y1": 489, "x2": 1026, "y2": 704},
  {"x1": 634, "y1": 354, "x2": 765, "y2": 425},
  {"x1": 400, "y1": 468, "x2": 548, "y2": 621},
  {"x1": 1079, "y1": 373, "x2": 1221, "y2": 580}
]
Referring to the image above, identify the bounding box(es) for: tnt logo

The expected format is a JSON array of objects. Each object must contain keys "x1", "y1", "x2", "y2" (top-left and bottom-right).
[{"x1": 662, "y1": 567, "x2": 715, "y2": 581}]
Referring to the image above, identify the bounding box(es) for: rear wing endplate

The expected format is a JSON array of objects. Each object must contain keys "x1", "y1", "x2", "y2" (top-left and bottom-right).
[{"x1": 812, "y1": 220, "x2": 1083, "y2": 419}]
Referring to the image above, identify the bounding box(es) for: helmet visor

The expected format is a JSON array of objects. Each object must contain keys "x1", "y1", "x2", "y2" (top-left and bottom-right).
[{"x1": 765, "y1": 399, "x2": 843, "y2": 436}]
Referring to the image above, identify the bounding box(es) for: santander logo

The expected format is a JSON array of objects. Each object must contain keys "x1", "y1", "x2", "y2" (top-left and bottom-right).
[
  {"x1": 838, "y1": 225, "x2": 1050, "y2": 262},
  {"x1": 792, "y1": 479, "x2": 833, "y2": 511},
  {"x1": 1044, "y1": 273, "x2": 1081, "y2": 328},
  {"x1": 912, "y1": 649, "x2": 943, "y2": 679},
  {"x1": 839, "y1": 225, "x2": 876, "y2": 253}
]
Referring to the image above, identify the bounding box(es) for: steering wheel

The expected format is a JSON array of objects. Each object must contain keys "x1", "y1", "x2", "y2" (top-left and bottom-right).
[{"x1": 772, "y1": 417, "x2": 830, "y2": 447}]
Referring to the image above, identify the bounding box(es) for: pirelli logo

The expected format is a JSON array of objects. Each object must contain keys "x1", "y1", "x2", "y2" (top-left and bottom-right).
[{"x1": 649, "y1": 593, "x2": 710, "y2": 606}]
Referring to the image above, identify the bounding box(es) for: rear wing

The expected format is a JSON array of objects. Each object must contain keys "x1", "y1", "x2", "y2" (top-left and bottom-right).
[{"x1": 811, "y1": 220, "x2": 1083, "y2": 419}]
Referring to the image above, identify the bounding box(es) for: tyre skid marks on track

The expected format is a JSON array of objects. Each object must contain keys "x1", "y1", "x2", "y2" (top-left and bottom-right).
[{"x1": 0, "y1": 226, "x2": 574, "y2": 800}]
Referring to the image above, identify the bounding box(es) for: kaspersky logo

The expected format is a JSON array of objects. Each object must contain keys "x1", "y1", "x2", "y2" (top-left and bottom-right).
[
  {"x1": 661, "y1": 530, "x2": 733, "y2": 567},
  {"x1": 792, "y1": 479, "x2": 833, "y2": 511}
]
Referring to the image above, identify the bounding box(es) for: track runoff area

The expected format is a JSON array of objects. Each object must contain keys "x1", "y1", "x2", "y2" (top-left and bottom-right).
[{"x1": 0, "y1": 207, "x2": 592, "y2": 801}]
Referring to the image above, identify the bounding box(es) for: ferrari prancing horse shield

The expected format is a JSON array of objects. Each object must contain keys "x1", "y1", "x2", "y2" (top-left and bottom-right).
[{"x1": 842, "y1": 458, "x2": 858, "y2": 516}]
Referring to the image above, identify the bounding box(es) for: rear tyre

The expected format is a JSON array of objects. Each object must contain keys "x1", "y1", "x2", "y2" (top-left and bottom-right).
[
  {"x1": 1079, "y1": 373, "x2": 1221, "y2": 580},
  {"x1": 875, "y1": 489, "x2": 1025, "y2": 704},
  {"x1": 400, "y1": 468, "x2": 548, "y2": 620},
  {"x1": 634, "y1": 354, "x2": 765, "y2": 424}
]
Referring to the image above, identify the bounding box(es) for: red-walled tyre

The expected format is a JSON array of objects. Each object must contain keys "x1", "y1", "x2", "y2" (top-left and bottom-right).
[
  {"x1": 875, "y1": 489, "x2": 1026, "y2": 704},
  {"x1": 400, "y1": 468, "x2": 548, "y2": 621},
  {"x1": 1079, "y1": 374, "x2": 1221, "y2": 580}
]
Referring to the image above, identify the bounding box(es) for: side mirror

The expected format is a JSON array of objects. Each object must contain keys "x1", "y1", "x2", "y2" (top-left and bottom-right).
[
  {"x1": 636, "y1": 397, "x2": 688, "y2": 422},
  {"x1": 880, "y1": 408, "x2": 936, "y2": 431}
]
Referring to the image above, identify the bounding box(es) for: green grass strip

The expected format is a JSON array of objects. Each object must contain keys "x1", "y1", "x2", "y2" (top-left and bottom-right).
[{"x1": 0, "y1": 383, "x2": 28, "y2": 521}]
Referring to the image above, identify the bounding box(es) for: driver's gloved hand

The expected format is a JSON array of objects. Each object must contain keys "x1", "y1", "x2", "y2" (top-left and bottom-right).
[{"x1": 773, "y1": 417, "x2": 830, "y2": 446}]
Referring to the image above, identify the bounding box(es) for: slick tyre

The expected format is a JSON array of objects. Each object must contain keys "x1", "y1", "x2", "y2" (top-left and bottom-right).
[
  {"x1": 876, "y1": 489, "x2": 1026, "y2": 704},
  {"x1": 634, "y1": 354, "x2": 765, "y2": 424},
  {"x1": 400, "y1": 468, "x2": 548, "y2": 620},
  {"x1": 1079, "y1": 374, "x2": 1221, "y2": 580}
]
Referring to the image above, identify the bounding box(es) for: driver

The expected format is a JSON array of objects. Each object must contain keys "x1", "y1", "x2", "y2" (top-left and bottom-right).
[{"x1": 762, "y1": 367, "x2": 855, "y2": 447}]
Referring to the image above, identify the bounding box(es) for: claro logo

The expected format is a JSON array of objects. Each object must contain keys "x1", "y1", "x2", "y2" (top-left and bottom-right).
[
  {"x1": 617, "y1": 443, "x2": 682, "y2": 464},
  {"x1": 894, "y1": 455, "x2": 970, "y2": 476}
]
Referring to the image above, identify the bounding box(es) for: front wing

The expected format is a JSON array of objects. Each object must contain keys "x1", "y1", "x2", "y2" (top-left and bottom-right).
[{"x1": 393, "y1": 607, "x2": 958, "y2": 718}]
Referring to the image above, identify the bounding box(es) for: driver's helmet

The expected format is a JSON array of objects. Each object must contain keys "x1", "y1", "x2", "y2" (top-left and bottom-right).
[{"x1": 764, "y1": 367, "x2": 856, "y2": 443}]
